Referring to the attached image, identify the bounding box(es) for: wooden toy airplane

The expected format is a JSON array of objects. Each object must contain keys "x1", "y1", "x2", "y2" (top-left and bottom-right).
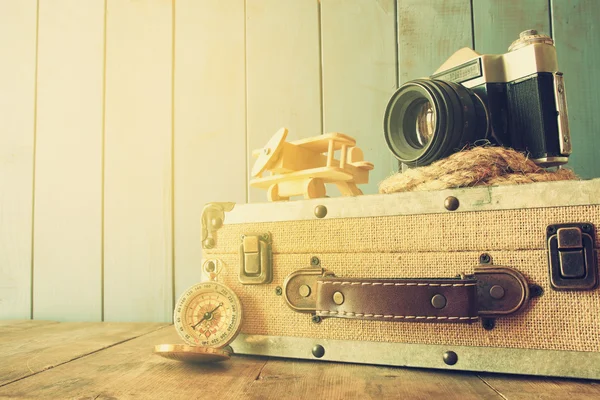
[{"x1": 249, "y1": 128, "x2": 374, "y2": 201}]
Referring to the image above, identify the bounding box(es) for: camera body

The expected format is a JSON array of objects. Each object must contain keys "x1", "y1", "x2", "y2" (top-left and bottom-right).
[{"x1": 384, "y1": 30, "x2": 571, "y2": 168}]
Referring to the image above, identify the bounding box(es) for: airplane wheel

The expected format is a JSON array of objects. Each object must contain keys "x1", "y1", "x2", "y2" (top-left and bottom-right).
[
  {"x1": 268, "y1": 184, "x2": 289, "y2": 201},
  {"x1": 304, "y1": 178, "x2": 326, "y2": 199}
]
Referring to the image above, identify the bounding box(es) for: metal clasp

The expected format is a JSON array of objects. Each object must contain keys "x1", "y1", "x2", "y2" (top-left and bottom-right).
[
  {"x1": 239, "y1": 233, "x2": 273, "y2": 285},
  {"x1": 553, "y1": 72, "x2": 571, "y2": 156},
  {"x1": 201, "y1": 202, "x2": 235, "y2": 249},
  {"x1": 547, "y1": 223, "x2": 598, "y2": 290}
]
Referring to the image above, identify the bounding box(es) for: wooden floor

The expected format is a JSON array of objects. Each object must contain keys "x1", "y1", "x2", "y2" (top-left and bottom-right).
[{"x1": 1, "y1": 321, "x2": 599, "y2": 399}]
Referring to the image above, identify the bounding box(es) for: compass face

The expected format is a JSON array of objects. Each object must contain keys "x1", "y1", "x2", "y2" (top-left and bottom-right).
[{"x1": 174, "y1": 281, "x2": 242, "y2": 348}]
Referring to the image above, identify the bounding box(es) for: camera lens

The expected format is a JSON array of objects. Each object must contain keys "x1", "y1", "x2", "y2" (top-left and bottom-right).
[
  {"x1": 384, "y1": 79, "x2": 488, "y2": 167},
  {"x1": 406, "y1": 101, "x2": 436, "y2": 149}
]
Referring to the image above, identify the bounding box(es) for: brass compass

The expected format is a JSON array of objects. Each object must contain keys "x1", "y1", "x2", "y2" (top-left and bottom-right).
[
  {"x1": 173, "y1": 281, "x2": 242, "y2": 348},
  {"x1": 155, "y1": 261, "x2": 242, "y2": 363}
]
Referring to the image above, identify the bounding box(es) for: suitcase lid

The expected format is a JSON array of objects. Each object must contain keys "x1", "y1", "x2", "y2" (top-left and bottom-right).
[{"x1": 219, "y1": 178, "x2": 600, "y2": 225}]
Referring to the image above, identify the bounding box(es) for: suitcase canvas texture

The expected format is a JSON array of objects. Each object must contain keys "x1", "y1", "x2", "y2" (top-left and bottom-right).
[{"x1": 200, "y1": 179, "x2": 600, "y2": 379}]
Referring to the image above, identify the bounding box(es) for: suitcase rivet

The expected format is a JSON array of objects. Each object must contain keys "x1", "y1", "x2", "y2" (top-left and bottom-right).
[
  {"x1": 482, "y1": 318, "x2": 496, "y2": 330},
  {"x1": 314, "y1": 205, "x2": 328, "y2": 218},
  {"x1": 275, "y1": 286, "x2": 283, "y2": 296},
  {"x1": 299, "y1": 285, "x2": 312, "y2": 297},
  {"x1": 311, "y1": 256, "x2": 321, "y2": 266},
  {"x1": 489, "y1": 285, "x2": 505, "y2": 299},
  {"x1": 444, "y1": 196, "x2": 459, "y2": 211},
  {"x1": 479, "y1": 253, "x2": 491, "y2": 264},
  {"x1": 431, "y1": 294, "x2": 447, "y2": 309},
  {"x1": 582, "y1": 224, "x2": 592, "y2": 232},
  {"x1": 312, "y1": 345, "x2": 325, "y2": 358},
  {"x1": 529, "y1": 284, "x2": 544, "y2": 298},
  {"x1": 443, "y1": 351, "x2": 458, "y2": 365},
  {"x1": 205, "y1": 260, "x2": 216, "y2": 273},
  {"x1": 311, "y1": 315, "x2": 322, "y2": 324},
  {"x1": 333, "y1": 291, "x2": 344, "y2": 305}
]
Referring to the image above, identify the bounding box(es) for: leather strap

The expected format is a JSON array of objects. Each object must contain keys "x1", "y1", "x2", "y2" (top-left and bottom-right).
[
  {"x1": 315, "y1": 277, "x2": 479, "y2": 323},
  {"x1": 283, "y1": 265, "x2": 530, "y2": 323}
]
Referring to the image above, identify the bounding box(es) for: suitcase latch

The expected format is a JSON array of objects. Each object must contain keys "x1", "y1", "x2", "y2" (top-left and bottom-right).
[
  {"x1": 239, "y1": 233, "x2": 273, "y2": 285},
  {"x1": 547, "y1": 223, "x2": 598, "y2": 291}
]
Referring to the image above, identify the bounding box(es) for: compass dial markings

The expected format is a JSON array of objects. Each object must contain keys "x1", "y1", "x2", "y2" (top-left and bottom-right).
[{"x1": 173, "y1": 281, "x2": 242, "y2": 348}]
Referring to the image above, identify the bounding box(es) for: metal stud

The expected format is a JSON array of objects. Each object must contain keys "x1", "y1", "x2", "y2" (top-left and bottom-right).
[
  {"x1": 333, "y1": 291, "x2": 344, "y2": 305},
  {"x1": 431, "y1": 294, "x2": 447, "y2": 309},
  {"x1": 312, "y1": 344, "x2": 325, "y2": 358},
  {"x1": 482, "y1": 318, "x2": 496, "y2": 330},
  {"x1": 299, "y1": 285, "x2": 311, "y2": 298},
  {"x1": 444, "y1": 196, "x2": 459, "y2": 211},
  {"x1": 314, "y1": 205, "x2": 328, "y2": 219},
  {"x1": 582, "y1": 224, "x2": 592, "y2": 232},
  {"x1": 489, "y1": 285, "x2": 505, "y2": 300},
  {"x1": 443, "y1": 351, "x2": 458, "y2": 365},
  {"x1": 479, "y1": 253, "x2": 492, "y2": 264},
  {"x1": 529, "y1": 284, "x2": 544, "y2": 298},
  {"x1": 275, "y1": 286, "x2": 283, "y2": 296},
  {"x1": 311, "y1": 256, "x2": 321, "y2": 266},
  {"x1": 205, "y1": 260, "x2": 216, "y2": 273}
]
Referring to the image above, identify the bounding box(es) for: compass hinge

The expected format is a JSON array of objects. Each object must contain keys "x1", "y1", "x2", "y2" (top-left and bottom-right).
[{"x1": 239, "y1": 233, "x2": 273, "y2": 285}]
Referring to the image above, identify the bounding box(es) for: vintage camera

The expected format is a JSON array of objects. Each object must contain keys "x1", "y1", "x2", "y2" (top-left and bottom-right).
[{"x1": 383, "y1": 30, "x2": 571, "y2": 168}]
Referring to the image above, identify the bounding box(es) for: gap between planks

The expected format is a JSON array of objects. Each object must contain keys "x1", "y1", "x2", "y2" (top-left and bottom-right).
[
  {"x1": 476, "y1": 372, "x2": 600, "y2": 399},
  {"x1": 0, "y1": 324, "x2": 170, "y2": 389},
  {"x1": 253, "y1": 358, "x2": 270, "y2": 381},
  {"x1": 241, "y1": 358, "x2": 504, "y2": 400},
  {"x1": 477, "y1": 374, "x2": 509, "y2": 400}
]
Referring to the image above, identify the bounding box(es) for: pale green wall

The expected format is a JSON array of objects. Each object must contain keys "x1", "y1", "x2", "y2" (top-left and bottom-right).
[
  {"x1": 0, "y1": 0, "x2": 598, "y2": 323},
  {"x1": 397, "y1": 0, "x2": 599, "y2": 179}
]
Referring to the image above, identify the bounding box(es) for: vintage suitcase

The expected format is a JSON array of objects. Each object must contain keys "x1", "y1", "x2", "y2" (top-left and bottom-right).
[{"x1": 197, "y1": 178, "x2": 600, "y2": 379}]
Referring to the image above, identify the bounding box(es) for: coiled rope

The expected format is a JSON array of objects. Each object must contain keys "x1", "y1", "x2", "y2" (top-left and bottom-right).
[{"x1": 379, "y1": 146, "x2": 578, "y2": 194}]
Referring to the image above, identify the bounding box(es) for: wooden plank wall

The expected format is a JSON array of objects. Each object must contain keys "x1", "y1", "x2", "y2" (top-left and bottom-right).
[
  {"x1": 553, "y1": 0, "x2": 600, "y2": 179},
  {"x1": 0, "y1": 0, "x2": 599, "y2": 322},
  {"x1": 103, "y1": 0, "x2": 174, "y2": 322},
  {"x1": 0, "y1": 0, "x2": 37, "y2": 319},
  {"x1": 173, "y1": 0, "x2": 246, "y2": 305},
  {"x1": 33, "y1": 0, "x2": 104, "y2": 321},
  {"x1": 321, "y1": 0, "x2": 397, "y2": 194},
  {"x1": 245, "y1": 0, "x2": 322, "y2": 202}
]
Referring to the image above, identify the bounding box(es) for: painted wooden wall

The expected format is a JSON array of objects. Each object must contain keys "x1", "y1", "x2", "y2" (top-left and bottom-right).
[{"x1": 1, "y1": 0, "x2": 599, "y2": 322}]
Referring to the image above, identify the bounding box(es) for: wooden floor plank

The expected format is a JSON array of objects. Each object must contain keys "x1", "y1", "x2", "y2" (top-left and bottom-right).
[
  {"x1": 2, "y1": 322, "x2": 600, "y2": 399},
  {"x1": 478, "y1": 373, "x2": 600, "y2": 400},
  {"x1": 240, "y1": 359, "x2": 503, "y2": 400},
  {"x1": 0, "y1": 320, "x2": 30, "y2": 327},
  {"x1": 0, "y1": 320, "x2": 59, "y2": 332},
  {"x1": 0, "y1": 325, "x2": 268, "y2": 399},
  {"x1": 0, "y1": 322, "x2": 166, "y2": 387}
]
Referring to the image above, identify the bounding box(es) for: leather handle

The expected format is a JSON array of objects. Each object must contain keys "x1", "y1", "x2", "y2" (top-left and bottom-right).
[
  {"x1": 316, "y1": 277, "x2": 479, "y2": 323},
  {"x1": 283, "y1": 265, "x2": 530, "y2": 323}
]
